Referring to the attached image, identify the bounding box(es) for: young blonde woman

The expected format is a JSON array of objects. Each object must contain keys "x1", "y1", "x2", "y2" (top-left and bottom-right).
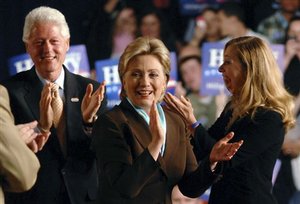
[{"x1": 164, "y1": 36, "x2": 295, "y2": 204}]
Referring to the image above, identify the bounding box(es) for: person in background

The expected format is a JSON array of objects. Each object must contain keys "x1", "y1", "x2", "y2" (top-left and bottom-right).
[
  {"x1": 1, "y1": 6, "x2": 107, "y2": 204},
  {"x1": 175, "y1": 55, "x2": 222, "y2": 128},
  {"x1": 91, "y1": 36, "x2": 243, "y2": 203},
  {"x1": 178, "y1": 45, "x2": 201, "y2": 60},
  {"x1": 0, "y1": 85, "x2": 40, "y2": 204},
  {"x1": 283, "y1": 15, "x2": 300, "y2": 78},
  {"x1": 217, "y1": 2, "x2": 269, "y2": 43},
  {"x1": 273, "y1": 16, "x2": 300, "y2": 204},
  {"x1": 186, "y1": 7, "x2": 222, "y2": 49},
  {"x1": 138, "y1": 8, "x2": 177, "y2": 52},
  {"x1": 87, "y1": 1, "x2": 138, "y2": 73},
  {"x1": 257, "y1": 0, "x2": 300, "y2": 44},
  {"x1": 164, "y1": 36, "x2": 295, "y2": 204},
  {"x1": 110, "y1": 7, "x2": 137, "y2": 59},
  {"x1": 87, "y1": 2, "x2": 138, "y2": 80}
]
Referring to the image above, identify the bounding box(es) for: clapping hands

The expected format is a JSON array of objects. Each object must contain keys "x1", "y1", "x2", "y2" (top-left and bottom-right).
[
  {"x1": 17, "y1": 120, "x2": 51, "y2": 153},
  {"x1": 164, "y1": 92, "x2": 197, "y2": 127},
  {"x1": 39, "y1": 83, "x2": 55, "y2": 132},
  {"x1": 81, "y1": 82, "x2": 105, "y2": 123},
  {"x1": 210, "y1": 132, "x2": 243, "y2": 164},
  {"x1": 164, "y1": 92, "x2": 243, "y2": 167},
  {"x1": 148, "y1": 101, "x2": 165, "y2": 160}
]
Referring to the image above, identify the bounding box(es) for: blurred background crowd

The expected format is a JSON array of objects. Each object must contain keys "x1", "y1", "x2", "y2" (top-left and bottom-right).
[{"x1": 0, "y1": 0, "x2": 293, "y2": 80}]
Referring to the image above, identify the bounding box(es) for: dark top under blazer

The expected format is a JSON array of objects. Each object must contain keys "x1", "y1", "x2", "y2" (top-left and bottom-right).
[
  {"x1": 194, "y1": 104, "x2": 285, "y2": 204},
  {"x1": 91, "y1": 99, "x2": 217, "y2": 204},
  {"x1": 1, "y1": 67, "x2": 107, "y2": 204}
]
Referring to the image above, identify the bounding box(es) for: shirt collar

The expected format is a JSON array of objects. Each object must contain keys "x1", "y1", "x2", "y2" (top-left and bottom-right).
[
  {"x1": 126, "y1": 98, "x2": 167, "y2": 155},
  {"x1": 35, "y1": 67, "x2": 65, "y2": 90}
]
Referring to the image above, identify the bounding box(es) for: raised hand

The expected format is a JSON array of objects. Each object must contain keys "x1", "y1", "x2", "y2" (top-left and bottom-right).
[
  {"x1": 81, "y1": 82, "x2": 105, "y2": 123},
  {"x1": 39, "y1": 83, "x2": 54, "y2": 132},
  {"x1": 209, "y1": 132, "x2": 243, "y2": 165},
  {"x1": 31, "y1": 132, "x2": 51, "y2": 153},
  {"x1": 163, "y1": 92, "x2": 197, "y2": 126},
  {"x1": 16, "y1": 120, "x2": 51, "y2": 153},
  {"x1": 148, "y1": 101, "x2": 165, "y2": 160},
  {"x1": 16, "y1": 121, "x2": 39, "y2": 145}
]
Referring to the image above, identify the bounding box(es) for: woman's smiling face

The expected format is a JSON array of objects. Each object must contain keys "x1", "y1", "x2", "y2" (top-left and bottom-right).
[
  {"x1": 123, "y1": 54, "x2": 167, "y2": 113},
  {"x1": 218, "y1": 45, "x2": 245, "y2": 95}
]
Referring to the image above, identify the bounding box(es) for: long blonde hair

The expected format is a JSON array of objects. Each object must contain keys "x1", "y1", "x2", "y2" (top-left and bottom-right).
[{"x1": 226, "y1": 36, "x2": 295, "y2": 131}]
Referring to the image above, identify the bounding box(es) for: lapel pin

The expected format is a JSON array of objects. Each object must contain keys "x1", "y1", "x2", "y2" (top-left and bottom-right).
[{"x1": 71, "y1": 97, "x2": 79, "y2": 102}]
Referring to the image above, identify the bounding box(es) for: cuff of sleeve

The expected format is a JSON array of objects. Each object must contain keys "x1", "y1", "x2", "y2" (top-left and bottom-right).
[
  {"x1": 190, "y1": 121, "x2": 201, "y2": 129},
  {"x1": 37, "y1": 124, "x2": 50, "y2": 133},
  {"x1": 82, "y1": 115, "x2": 98, "y2": 127}
]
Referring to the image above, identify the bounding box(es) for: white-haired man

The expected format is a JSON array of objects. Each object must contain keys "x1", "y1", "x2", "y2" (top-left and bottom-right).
[{"x1": 1, "y1": 6, "x2": 107, "y2": 204}]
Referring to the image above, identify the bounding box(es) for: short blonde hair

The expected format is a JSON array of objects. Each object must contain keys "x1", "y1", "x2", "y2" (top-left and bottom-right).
[
  {"x1": 118, "y1": 37, "x2": 170, "y2": 100},
  {"x1": 23, "y1": 6, "x2": 70, "y2": 42}
]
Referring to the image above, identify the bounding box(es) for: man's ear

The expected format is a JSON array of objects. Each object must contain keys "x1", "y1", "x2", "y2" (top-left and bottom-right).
[{"x1": 66, "y1": 38, "x2": 70, "y2": 51}]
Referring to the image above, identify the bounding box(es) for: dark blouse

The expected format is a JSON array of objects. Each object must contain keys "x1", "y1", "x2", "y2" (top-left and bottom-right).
[{"x1": 194, "y1": 105, "x2": 284, "y2": 204}]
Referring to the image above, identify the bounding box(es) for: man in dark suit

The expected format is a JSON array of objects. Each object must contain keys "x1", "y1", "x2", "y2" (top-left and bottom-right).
[{"x1": 1, "y1": 6, "x2": 107, "y2": 204}]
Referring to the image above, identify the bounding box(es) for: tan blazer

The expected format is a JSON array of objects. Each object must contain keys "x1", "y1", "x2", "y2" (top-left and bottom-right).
[{"x1": 0, "y1": 85, "x2": 40, "y2": 204}]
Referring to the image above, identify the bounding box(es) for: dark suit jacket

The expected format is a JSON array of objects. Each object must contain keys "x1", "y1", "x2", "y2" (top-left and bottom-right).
[
  {"x1": 194, "y1": 104, "x2": 284, "y2": 204},
  {"x1": 1, "y1": 67, "x2": 107, "y2": 204},
  {"x1": 91, "y1": 99, "x2": 217, "y2": 204}
]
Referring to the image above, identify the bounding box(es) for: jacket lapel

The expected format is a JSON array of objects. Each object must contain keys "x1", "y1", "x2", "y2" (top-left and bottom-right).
[
  {"x1": 161, "y1": 109, "x2": 180, "y2": 162},
  {"x1": 120, "y1": 100, "x2": 152, "y2": 150},
  {"x1": 63, "y1": 67, "x2": 84, "y2": 137},
  {"x1": 24, "y1": 68, "x2": 44, "y2": 120},
  {"x1": 119, "y1": 100, "x2": 169, "y2": 175}
]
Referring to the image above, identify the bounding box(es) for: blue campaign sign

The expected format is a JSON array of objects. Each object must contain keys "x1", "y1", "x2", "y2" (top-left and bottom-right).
[
  {"x1": 8, "y1": 44, "x2": 90, "y2": 77},
  {"x1": 168, "y1": 52, "x2": 178, "y2": 95},
  {"x1": 95, "y1": 58, "x2": 121, "y2": 109},
  {"x1": 179, "y1": 0, "x2": 236, "y2": 16},
  {"x1": 8, "y1": 53, "x2": 33, "y2": 75},
  {"x1": 95, "y1": 52, "x2": 178, "y2": 109},
  {"x1": 179, "y1": 0, "x2": 210, "y2": 16},
  {"x1": 201, "y1": 42, "x2": 226, "y2": 96},
  {"x1": 64, "y1": 45, "x2": 90, "y2": 77},
  {"x1": 201, "y1": 42, "x2": 285, "y2": 96}
]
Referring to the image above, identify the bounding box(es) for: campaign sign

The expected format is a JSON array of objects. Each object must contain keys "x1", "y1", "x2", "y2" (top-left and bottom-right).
[
  {"x1": 95, "y1": 52, "x2": 178, "y2": 109},
  {"x1": 8, "y1": 44, "x2": 90, "y2": 77},
  {"x1": 8, "y1": 53, "x2": 33, "y2": 75},
  {"x1": 179, "y1": 0, "x2": 210, "y2": 16},
  {"x1": 201, "y1": 42, "x2": 284, "y2": 96},
  {"x1": 168, "y1": 52, "x2": 178, "y2": 95},
  {"x1": 201, "y1": 42, "x2": 226, "y2": 96},
  {"x1": 95, "y1": 58, "x2": 121, "y2": 109},
  {"x1": 179, "y1": 0, "x2": 235, "y2": 16}
]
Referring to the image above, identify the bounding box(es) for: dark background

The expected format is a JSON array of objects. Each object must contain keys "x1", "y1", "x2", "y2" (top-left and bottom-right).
[{"x1": 0, "y1": 0, "x2": 276, "y2": 81}]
